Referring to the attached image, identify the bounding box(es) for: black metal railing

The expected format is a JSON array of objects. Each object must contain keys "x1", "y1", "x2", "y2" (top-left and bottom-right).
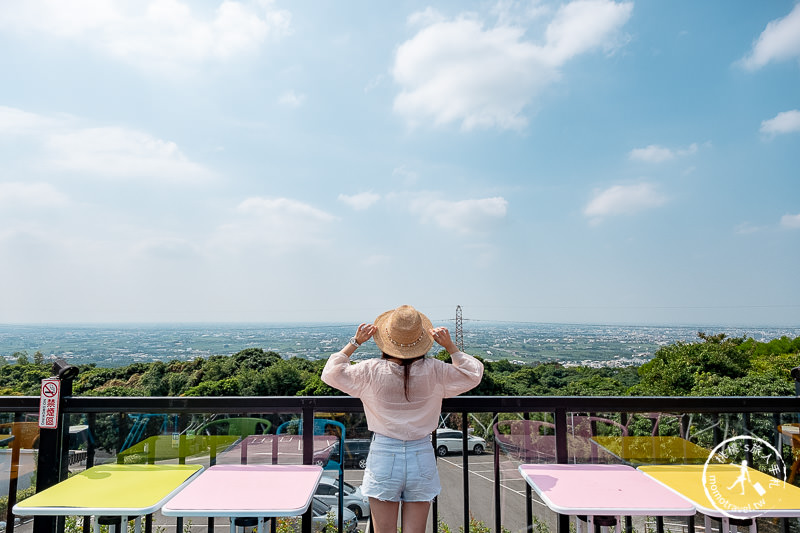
[{"x1": 2, "y1": 394, "x2": 800, "y2": 533}]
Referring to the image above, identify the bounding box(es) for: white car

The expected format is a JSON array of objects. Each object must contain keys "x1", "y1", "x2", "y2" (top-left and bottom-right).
[
  {"x1": 310, "y1": 497, "x2": 358, "y2": 533},
  {"x1": 314, "y1": 476, "x2": 370, "y2": 520},
  {"x1": 434, "y1": 428, "x2": 486, "y2": 456}
]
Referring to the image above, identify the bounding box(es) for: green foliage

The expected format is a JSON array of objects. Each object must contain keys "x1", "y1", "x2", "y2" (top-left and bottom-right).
[
  {"x1": 630, "y1": 333, "x2": 754, "y2": 396},
  {"x1": 0, "y1": 485, "x2": 36, "y2": 520},
  {"x1": 0, "y1": 334, "x2": 797, "y2": 399}
]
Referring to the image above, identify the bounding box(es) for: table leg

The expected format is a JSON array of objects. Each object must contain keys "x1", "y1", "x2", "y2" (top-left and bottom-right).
[
  {"x1": 230, "y1": 519, "x2": 236, "y2": 533},
  {"x1": 722, "y1": 516, "x2": 731, "y2": 533},
  {"x1": 93, "y1": 517, "x2": 100, "y2": 533},
  {"x1": 576, "y1": 516, "x2": 584, "y2": 533},
  {"x1": 704, "y1": 515, "x2": 711, "y2": 533}
]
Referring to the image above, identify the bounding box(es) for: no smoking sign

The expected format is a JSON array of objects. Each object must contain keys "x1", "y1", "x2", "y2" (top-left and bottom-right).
[{"x1": 39, "y1": 377, "x2": 61, "y2": 429}]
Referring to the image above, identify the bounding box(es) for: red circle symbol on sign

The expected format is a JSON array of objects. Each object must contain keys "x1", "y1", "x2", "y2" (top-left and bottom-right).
[{"x1": 42, "y1": 382, "x2": 58, "y2": 398}]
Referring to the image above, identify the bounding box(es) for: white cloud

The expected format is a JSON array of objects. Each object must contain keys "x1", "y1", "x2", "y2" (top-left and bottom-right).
[
  {"x1": 210, "y1": 197, "x2": 338, "y2": 254},
  {"x1": 629, "y1": 143, "x2": 698, "y2": 163},
  {"x1": 0, "y1": 182, "x2": 69, "y2": 208},
  {"x1": 0, "y1": 107, "x2": 212, "y2": 182},
  {"x1": 760, "y1": 109, "x2": 800, "y2": 136},
  {"x1": 392, "y1": 0, "x2": 632, "y2": 131},
  {"x1": 338, "y1": 192, "x2": 380, "y2": 211},
  {"x1": 0, "y1": 0, "x2": 292, "y2": 74},
  {"x1": 279, "y1": 91, "x2": 306, "y2": 108},
  {"x1": 739, "y1": 4, "x2": 800, "y2": 71},
  {"x1": 781, "y1": 213, "x2": 800, "y2": 229},
  {"x1": 410, "y1": 196, "x2": 508, "y2": 234},
  {"x1": 543, "y1": 0, "x2": 633, "y2": 65},
  {"x1": 584, "y1": 183, "x2": 667, "y2": 223},
  {"x1": 46, "y1": 127, "x2": 213, "y2": 181},
  {"x1": 0, "y1": 106, "x2": 63, "y2": 136}
]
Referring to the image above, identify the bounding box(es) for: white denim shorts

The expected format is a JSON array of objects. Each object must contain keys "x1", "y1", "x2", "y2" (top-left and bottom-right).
[{"x1": 360, "y1": 433, "x2": 441, "y2": 502}]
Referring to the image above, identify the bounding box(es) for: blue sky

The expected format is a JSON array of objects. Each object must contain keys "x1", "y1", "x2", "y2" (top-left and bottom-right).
[{"x1": 0, "y1": 0, "x2": 798, "y2": 326}]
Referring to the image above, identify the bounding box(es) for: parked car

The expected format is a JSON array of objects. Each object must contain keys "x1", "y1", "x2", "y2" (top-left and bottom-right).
[
  {"x1": 434, "y1": 428, "x2": 486, "y2": 456},
  {"x1": 310, "y1": 496, "x2": 358, "y2": 533},
  {"x1": 328, "y1": 438, "x2": 371, "y2": 469},
  {"x1": 314, "y1": 476, "x2": 370, "y2": 520}
]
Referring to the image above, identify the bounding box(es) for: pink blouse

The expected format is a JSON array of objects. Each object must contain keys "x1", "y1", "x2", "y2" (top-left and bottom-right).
[{"x1": 321, "y1": 351, "x2": 484, "y2": 441}]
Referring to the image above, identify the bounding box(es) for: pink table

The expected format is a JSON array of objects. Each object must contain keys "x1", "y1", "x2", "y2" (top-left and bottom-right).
[
  {"x1": 519, "y1": 464, "x2": 695, "y2": 533},
  {"x1": 161, "y1": 465, "x2": 323, "y2": 533}
]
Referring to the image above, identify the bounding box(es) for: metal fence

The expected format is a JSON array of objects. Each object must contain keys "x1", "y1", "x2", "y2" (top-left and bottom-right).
[{"x1": 2, "y1": 394, "x2": 799, "y2": 533}]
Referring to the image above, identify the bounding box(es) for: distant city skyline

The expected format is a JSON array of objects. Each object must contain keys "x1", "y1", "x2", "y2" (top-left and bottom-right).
[
  {"x1": 0, "y1": 1, "x2": 798, "y2": 326},
  {"x1": 3, "y1": 322, "x2": 799, "y2": 368}
]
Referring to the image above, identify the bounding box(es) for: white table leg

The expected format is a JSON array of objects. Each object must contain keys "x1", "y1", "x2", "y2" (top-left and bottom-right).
[
  {"x1": 575, "y1": 516, "x2": 584, "y2": 533},
  {"x1": 93, "y1": 517, "x2": 100, "y2": 533}
]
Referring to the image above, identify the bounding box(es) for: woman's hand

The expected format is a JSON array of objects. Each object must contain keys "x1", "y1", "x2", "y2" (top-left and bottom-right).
[
  {"x1": 354, "y1": 323, "x2": 376, "y2": 345},
  {"x1": 430, "y1": 327, "x2": 459, "y2": 353}
]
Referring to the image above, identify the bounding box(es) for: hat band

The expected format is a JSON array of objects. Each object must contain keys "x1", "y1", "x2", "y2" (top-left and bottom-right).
[{"x1": 385, "y1": 327, "x2": 425, "y2": 348}]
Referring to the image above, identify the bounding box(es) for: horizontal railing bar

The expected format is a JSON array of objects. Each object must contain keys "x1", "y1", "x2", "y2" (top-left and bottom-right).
[{"x1": 1, "y1": 395, "x2": 799, "y2": 414}]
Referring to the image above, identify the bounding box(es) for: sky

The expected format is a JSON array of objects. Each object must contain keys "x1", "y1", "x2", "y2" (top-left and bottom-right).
[{"x1": 0, "y1": 0, "x2": 798, "y2": 327}]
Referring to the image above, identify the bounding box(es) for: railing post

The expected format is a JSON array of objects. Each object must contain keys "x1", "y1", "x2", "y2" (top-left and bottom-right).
[
  {"x1": 301, "y1": 402, "x2": 314, "y2": 533},
  {"x1": 33, "y1": 361, "x2": 77, "y2": 533},
  {"x1": 5, "y1": 412, "x2": 24, "y2": 533},
  {"x1": 462, "y1": 412, "x2": 470, "y2": 533},
  {"x1": 492, "y1": 412, "x2": 502, "y2": 533},
  {"x1": 554, "y1": 409, "x2": 569, "y2": 533},
  {"x1": 432, "y1": 430, "x2": 439, "y2": 533}
]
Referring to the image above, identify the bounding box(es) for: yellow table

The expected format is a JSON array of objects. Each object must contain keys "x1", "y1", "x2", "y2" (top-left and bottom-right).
[
  {"x1": 13, "y1": 464, "x2": 203, "y2": 533},
  {"x1": 593, "y1": 436, "x2": 713, "y2": 466},
  {"x1": 640, "y1": 464, "x2": 800, "y2": 533}
]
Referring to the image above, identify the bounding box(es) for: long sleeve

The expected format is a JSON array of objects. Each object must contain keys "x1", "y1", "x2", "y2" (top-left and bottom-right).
[
  {"x1": 441, "y1": 351, "x2": 484, "y2": 397},
  {"x1": 321, "y1": 351, "x2": 366, "y2": 398}
]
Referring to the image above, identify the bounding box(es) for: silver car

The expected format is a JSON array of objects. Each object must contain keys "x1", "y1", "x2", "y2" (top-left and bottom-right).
[
  {"x1": 314, "y1": 476, "x2": 370, "y2": 520},
  {"x1": 434, "y1": 428, "x2": 486, "y2": 456}
]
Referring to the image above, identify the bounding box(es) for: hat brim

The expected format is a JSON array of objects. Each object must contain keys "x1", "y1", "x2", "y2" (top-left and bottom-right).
[{"x1": 372, "y1": 308, "x2": 434, "y2": 359}]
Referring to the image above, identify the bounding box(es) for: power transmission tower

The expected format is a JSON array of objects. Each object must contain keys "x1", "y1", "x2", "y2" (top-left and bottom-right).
[{"x1": 455, "y1": 305, "x2": 464, "y2": 352}]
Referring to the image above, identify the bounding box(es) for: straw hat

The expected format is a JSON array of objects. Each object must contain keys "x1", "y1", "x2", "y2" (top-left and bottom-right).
[{"x1": 373, "y1": 305, "x2": 434, "y2": 359}]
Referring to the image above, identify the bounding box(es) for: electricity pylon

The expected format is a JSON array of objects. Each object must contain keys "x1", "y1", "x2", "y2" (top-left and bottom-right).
[{"x1": 455, "y1": 305, "x2": 464, "y2": 352}]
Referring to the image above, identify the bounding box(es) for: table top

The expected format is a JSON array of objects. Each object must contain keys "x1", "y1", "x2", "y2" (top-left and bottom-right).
[
  {"x1": 161, "y1": 464, "x2": 323, "y2": 518},
  {"x1": 592, "y1": 436, "x2": 713, "y2": 466},
  {"x1": 640, "y1": 464, "x2": 800, "y2": 518},
  {"x1": 13, "y1": 464, "x2": 203, "y2": 516},
  {"x1": 518, "y1": 463, "x2": 695, "y2": 516}
]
